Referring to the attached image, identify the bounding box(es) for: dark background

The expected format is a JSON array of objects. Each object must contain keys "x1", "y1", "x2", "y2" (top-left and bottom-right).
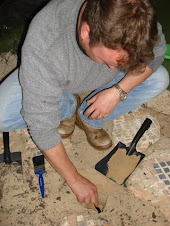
[
  {"x1": 0, "y1": 0, "x2": 169, "y2": 78},
  {"x1": 0, "y1": 0, "x2": 169, "y2": 46},
  {"x1": 0, "y1": 0, "x2": 169, "y2": 39},
  {"x1": 0, "y1": 0, "x2": 49, "y2": 25}
]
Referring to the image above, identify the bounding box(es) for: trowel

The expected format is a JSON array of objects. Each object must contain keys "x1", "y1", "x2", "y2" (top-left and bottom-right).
[{"x1": 95, "y1": 118, "x2": 152, "y2": 185}]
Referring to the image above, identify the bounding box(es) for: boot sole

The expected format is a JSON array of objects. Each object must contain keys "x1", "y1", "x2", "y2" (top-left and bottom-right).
[{"x1": 60, "y1": 130, "x2": 74, "y2": 139}]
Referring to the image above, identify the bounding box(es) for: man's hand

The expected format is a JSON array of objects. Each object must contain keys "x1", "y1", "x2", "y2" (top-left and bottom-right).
[
  {"x1": 67, "y1": 173, "x2": 98, "y2": 205},
  {"x1": 42, "y1": 142, "x2": 98, "y2": 206},
  {"x1": 84, "y1": 87, "x2": 120, "y2": 120},
  {"x1": 84, "y1": 66, "x2": 153, "y2": 120}
]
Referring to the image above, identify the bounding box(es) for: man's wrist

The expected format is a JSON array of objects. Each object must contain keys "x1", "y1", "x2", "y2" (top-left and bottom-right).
[
  {"x1": 66, "y1": 170, "x2": 82, "y2": 186},
  {"x1": 114, "y1": 83, "x2": 127, "y2": 101}
]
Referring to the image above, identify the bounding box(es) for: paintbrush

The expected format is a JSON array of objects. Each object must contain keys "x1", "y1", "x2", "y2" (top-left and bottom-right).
[{"x1": 32, "y1": 155, "x2": 46, "y2": 198}]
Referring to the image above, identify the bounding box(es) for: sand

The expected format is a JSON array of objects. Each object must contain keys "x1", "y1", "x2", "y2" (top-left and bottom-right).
[
  {"x1": 0, "y1": 52, "x2": 170, "y2": 225},
  {"x1": 106, "y1": 148, "x2": 141, "y2": 185}
]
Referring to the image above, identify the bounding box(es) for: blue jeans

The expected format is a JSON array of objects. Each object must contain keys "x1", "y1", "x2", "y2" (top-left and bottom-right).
[{"x1": 0, "y1": 66, "x2": 169, "y2": 132}]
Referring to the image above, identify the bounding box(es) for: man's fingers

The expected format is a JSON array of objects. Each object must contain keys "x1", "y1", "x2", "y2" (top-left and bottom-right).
[
  {"x1": 84, "y1": 95, "x2": 101, "y2": 116},
  {"x1": 92, "y1": 193, "x2": 99, "y2": 207},
  {"x1": 84, "y1": 105, "x2": 95, "y2": 116},
  {"x1": 84, "y1": 197, "x2": 91, "y2": 204},
  {"x1": 70, "y1": 173, "x2": 99, "y2": 206},
  {"x1": 86, "y1": 111, "x2": 110, "y2": 120},
  {"x1": 77, "y1": 196, "x2": 85, "y2": 203},
  {"x1": 88, "y1": 111, "x2": 100, "y2": 120},
  {"x1": 76, "y1": 188, "x2": 98, "y2": 206},
  {"x1": 103, "y1": 114, "x2": 109, "y2": 118},
  {"x1": 86, "y1": 96, "x2": 97, "y2": 104},
  {"x1": 77, "y1": 194, "x2": 97, "y2": 205}
]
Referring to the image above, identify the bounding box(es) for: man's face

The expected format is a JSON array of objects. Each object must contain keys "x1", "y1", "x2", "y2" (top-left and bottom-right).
[
  {"x1": 78, "y1": 20, "x2": 128, "y2": 69},
  {"x1": 84, "y1": 44, "x2": 127, "y2": 69}
]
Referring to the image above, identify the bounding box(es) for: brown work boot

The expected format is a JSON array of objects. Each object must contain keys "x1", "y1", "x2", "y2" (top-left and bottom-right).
[
  {"x1": 76, "y1": 113, "x2": 112, "y2": 150},
  {"x1": 58, "y1": 94, "x2": 81, "y2": 138}
]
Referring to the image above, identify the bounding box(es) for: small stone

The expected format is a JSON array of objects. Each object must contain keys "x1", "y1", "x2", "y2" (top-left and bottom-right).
[
  {"x1": 163, "y1": 168, "x2": 170, "y2": 173},
  {"x1": 153, "y1": 163, "x2": 159, "y2": 168},
  {"x1": 152, "y1": 212, "x2": 156, "y2": 219},
  {"x1": 155, "y1": 169, "x2": 162, "y2": 174},
  {"x1": 86, "y1": 220, "x2": 95, "y2": 226},
  {"x1": 67, "y1": 215, "x2": 77, "y2": 225},
  {"x1": 143, "y1": 180, "x2": 154, "y2": 188},
  {"x1": 160, "y1": 162, "x2": 166, "y2": 167},
  {"x1": 77, "y1": 215, "x2": 84, "y2": 222},
  {"x1": 158, "y1": 174, "x2": 166, "y2": 180},
  {"x1": 77, "y1": 221, "x2": 86, "y2": 226},
  {"x1": 164, "y1": 180, "x2": 170, "y2": 186},
  {"x1": 151, "y1": 186, "x2": 159, "y2": 192},
  {"x1": 162, "y1": 189, "x2": 169, "y2": 196}
]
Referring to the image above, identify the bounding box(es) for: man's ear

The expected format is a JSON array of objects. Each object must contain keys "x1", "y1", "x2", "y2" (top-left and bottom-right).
[{"x1": 80, "y1": 22, "x2": 90, "y2": 40}]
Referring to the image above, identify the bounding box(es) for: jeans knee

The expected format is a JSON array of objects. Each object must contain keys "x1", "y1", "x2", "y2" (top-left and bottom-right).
[
  {"x1": 0, "y1": 98, "x2": 15, "y2": 131},
  {"x1": 158, "y1": 66, "x2": 169, "y2": 93},
  {"x1": 0, "y1": 108, "x2": 26, "y2": 132},
  {"x1": 0, "y1": 106, "x2": 9, "y2": 132},
  {"x1": 0, "y1": 119, "x2": 8, "y2": 132},
  {"x1": 153, "y1": 66, "x2": 170, "y2": 96}
]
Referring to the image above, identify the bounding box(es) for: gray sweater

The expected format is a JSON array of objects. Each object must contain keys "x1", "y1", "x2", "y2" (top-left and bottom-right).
[{"x1": 19, "y1": 0, "x2": 167, "y2": 150}]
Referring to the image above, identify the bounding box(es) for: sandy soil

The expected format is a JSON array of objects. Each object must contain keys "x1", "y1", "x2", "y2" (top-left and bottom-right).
[{"x1": 0, "y1": 52, "x2": 170, "y2": 226}]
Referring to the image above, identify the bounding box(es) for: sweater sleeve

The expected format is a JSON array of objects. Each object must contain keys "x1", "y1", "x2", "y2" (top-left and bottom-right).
[
  {"x1": 19, "y1": 45, "x2": 63, "y2": 151},
  {"x1": 146, "y1": 23, "x2": 167, "y2": 71}
]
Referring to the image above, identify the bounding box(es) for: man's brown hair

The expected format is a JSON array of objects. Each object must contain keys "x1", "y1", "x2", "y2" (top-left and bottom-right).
[{"x1": 81, "y1": 0, "x2": 159, "y2": 73}]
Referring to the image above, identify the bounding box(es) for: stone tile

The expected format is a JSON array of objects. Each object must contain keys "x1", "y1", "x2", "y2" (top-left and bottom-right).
[
  {"x1": 126, "y1": 149, "x2": 170, "y2": 222},
  {"x1": 60, "y1": 215, "x2": 109, "y2": 226},
  {"x1": 112, "y1": 108, "x2": 160, "y2": 151}
]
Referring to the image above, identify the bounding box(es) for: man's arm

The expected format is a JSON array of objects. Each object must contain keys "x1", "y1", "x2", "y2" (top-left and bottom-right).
[
  {"x1": 42, "y1": 141, "x2": 99, "y2": 206},
  {"x1": 84, "y1": 66, "x2": 153, "y2": 119},
  {"x1": 117, "y1": 66, "x2": 153, "y2": 93}
]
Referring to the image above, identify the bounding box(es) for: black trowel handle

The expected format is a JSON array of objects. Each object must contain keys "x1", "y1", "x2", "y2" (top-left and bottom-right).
[{"x1": 127, "y1": 118, "x2": 152, "y2": 155}]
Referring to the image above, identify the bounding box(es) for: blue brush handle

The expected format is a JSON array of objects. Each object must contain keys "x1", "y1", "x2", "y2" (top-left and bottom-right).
[{"x1": 35, "y1": 170, "x2": 45, "y2": 198}]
